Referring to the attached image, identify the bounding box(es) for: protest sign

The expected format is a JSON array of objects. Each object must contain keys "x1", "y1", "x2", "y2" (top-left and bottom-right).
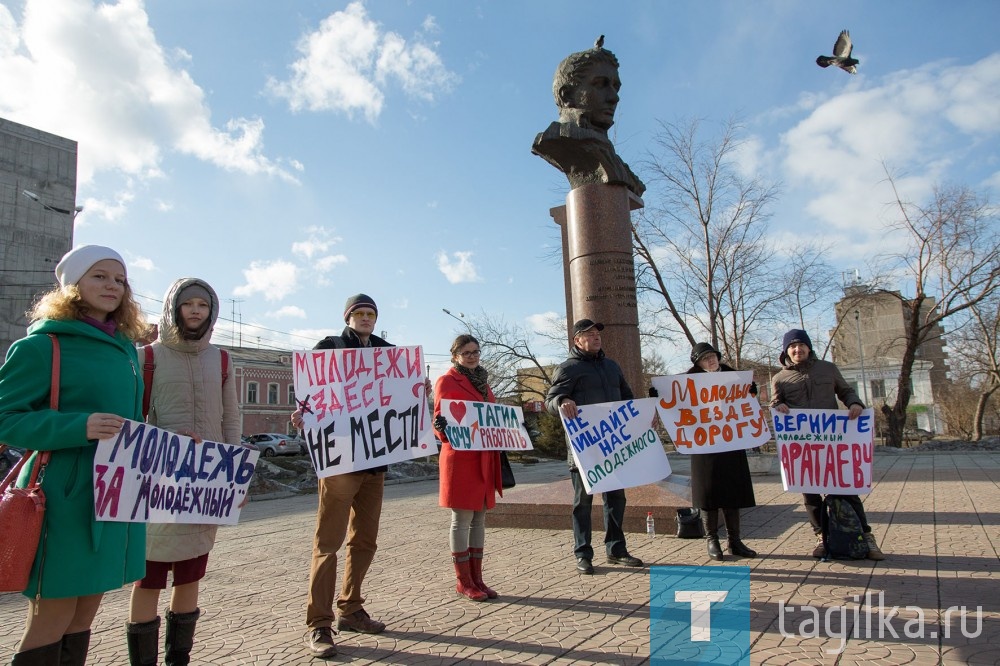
[
  {"x1": 293, "y1": 345, "x2": 436, "y2": 477},
  {"x1": 561, "y1": 398, "x2": 671, "y2": 494},
  {"x1": 651, "y1": 371, "x2": 770, "y2": 454},
  {"x1": 439, "y1": 399, "x2": 534, "y2": 451},
  {"x1": 773, "y1": 408, "x2": 874, "y2": 494},
  {"x1": 93, "y1": 420, "x2": 258, "y2": 525}
]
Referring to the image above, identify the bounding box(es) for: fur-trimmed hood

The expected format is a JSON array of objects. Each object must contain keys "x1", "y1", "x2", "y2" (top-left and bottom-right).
[{"x1": 158, "y1": 277, "x2": 220, "y2": 350}]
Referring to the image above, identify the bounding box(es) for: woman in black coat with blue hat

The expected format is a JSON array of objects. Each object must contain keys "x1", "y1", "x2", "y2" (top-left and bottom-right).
[{"x1": 686, "y1": 342, "x2": 757, "y2": 561}]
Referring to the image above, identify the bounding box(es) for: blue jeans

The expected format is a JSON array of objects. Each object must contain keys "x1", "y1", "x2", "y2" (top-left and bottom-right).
[{"x1": 570, "y1": 468, "x2": 627, "y2": 559}]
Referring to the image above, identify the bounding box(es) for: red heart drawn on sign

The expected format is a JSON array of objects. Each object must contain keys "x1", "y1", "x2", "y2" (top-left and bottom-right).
[{"x1": 449, "y1": 401, "x2": 467, "y2": 423}]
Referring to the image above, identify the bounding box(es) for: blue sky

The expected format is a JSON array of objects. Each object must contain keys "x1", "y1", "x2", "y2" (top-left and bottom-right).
[{"x1": 2, "y1": 0, "x2": 999, "y2": 378}]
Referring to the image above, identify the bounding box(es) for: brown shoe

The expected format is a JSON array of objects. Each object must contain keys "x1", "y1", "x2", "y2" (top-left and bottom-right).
[
  {"x1": 306, "y1": 627, "x2": 337, "y2": 658},
  {"x1": 337, "y1": 608, "x2": 386, "y2": 634},
  {"x1": 812, "y1": 535, "x2": 826, "y2": 559},
  {"x1": 863, "y1": 532, "x2": 885, "y2": 561}
]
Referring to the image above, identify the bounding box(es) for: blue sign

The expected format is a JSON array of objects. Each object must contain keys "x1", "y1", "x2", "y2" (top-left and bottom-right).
[{"x1": 650, "y1": 565, "x2": 750, "y2": 665}]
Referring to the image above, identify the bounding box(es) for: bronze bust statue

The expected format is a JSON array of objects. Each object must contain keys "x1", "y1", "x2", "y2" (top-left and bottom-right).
[{"x1": 531, "y1": 37, "x2": 645, "y2": 196}]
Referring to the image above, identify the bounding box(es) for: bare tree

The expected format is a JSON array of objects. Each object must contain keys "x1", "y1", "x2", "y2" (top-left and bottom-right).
[
  {"x1": 876, "y1": 174, "x2": 1000, "y2": 446},
  {"x1": 951, "y1": 294, "x2": 1000, "y2": 439},
  {"x1": 633, "y1": 117, "x2": 782, "y2": 366},
  {"x1": 448, "y1": 311, "x2": 558, "y2": 402},
  {"x1": 782, "y1": 242, "x2": 841, "y2": 331}
]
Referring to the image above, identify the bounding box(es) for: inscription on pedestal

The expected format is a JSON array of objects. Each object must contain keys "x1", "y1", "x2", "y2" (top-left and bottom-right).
[{"x1": 578, "y1": 255, "x2": 637, "y2": 308}]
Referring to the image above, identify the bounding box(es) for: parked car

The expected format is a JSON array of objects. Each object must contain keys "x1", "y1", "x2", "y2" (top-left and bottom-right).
[
  {"x1": 246, "y1": 433, "x2": 303, "y2": 457},
  {"x1": 0, "y1": 444, "x2": 24, "y2": 478}
]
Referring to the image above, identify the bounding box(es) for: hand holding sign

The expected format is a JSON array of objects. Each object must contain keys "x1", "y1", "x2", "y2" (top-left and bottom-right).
[
  {"x1": 773, "y1": 408, "x2": 874, "y2": 494},
  {"x1": 438, "y1": 400, "x2": 534, "y2": 452},
  {"x1": 293, "y1": 346, "x2": 437, "y2": 477},
  {"x1": 651, "y1": 371, "x2": 771, "y2": 454},
  {"x1": 93, "y1": 420, "x2": 258, "y2": 525},
  {"x1": 560, "y1": 398, "x2": 671, "y2": 494}
]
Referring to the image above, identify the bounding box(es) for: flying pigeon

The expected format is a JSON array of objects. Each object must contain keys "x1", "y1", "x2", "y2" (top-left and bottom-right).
[{"x1": 816, "y1": 29, "x2": 858, "y2": 74}]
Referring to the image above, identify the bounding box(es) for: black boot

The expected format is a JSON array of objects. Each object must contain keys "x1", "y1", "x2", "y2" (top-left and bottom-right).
[
  {"x1": 12, "y1": 641, "x2": 61, "y2": 665},
  {"x1": 704, "y1": 509, "x2": 724, "y2": 561},
  {"x1": 164, "y1": 608, "x2": 200, "y2": 666},
  {"x1": 126, "y1": 617, "x2": 160, "y2": 666},
  {"x1": 723, "y1": 508, "x2": 757, "y2": 558},
  {"x1": 59, "y1": 630, "x2": 91, "y2": 666}
]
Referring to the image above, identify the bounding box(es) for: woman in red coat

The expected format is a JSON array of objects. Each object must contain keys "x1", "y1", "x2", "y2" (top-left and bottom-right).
[{"x1": 433, "y1": 335, "x2": 503, "y2": 602}]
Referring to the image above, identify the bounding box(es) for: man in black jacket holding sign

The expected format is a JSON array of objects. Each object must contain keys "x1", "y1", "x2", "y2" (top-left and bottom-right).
[
  {"x1": 545, "y1": 319, "x2": 643, "y2": 575},
  {"x1": 292, "y1": 293, "x2": 389, "y2": 658}
]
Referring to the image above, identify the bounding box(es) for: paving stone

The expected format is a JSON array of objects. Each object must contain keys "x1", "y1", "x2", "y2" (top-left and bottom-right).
[{"x1": 0, "y1": 453, "x2": 997, "y2": 664}]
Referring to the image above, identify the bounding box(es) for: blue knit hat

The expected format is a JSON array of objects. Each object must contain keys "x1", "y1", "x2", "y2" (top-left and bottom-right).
[{"x1": 779, "y1": 329, "x2": 813, "y2": 365}]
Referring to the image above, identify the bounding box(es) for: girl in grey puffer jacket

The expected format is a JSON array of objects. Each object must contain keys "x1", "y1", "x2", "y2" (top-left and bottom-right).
[{"x1": 125, "y1": 278, "x2": 240, "y2": 665}]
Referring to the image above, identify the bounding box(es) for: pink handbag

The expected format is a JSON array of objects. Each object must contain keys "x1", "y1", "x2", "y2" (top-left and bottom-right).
[{"x1": 0, "y1": 334, "x2": 58, "y2": 592}]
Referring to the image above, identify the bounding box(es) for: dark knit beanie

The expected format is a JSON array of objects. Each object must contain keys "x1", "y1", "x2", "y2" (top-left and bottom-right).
[
  {"x1": 779, "y1": 328, "x2": 813, "y2": 365},
  {"x1": 343, "y1": 293, "x2": 378, "y2": 323},
  {"x1": 174, "y1": 282, "x2": 215, "y2": 341},
  {"x1": 177, "y1": 283, "x2": 212, "y2": 306},
  {"x1": 690, "y1": 342, "x2": 721, "y2": 366}
]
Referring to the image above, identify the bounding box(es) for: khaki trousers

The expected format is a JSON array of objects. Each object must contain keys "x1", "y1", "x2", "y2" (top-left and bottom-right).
[{"x1": 306, "y1": 471, "x2": 385, "y2": 629}]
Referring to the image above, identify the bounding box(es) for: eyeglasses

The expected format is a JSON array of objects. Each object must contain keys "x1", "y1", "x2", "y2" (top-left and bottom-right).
[
  {"x1": 350, "y1": 310, "x2": 377, "y2": 319},
  {"x1": 459, "y1": 350, "x2": 481, "y2": 358}
]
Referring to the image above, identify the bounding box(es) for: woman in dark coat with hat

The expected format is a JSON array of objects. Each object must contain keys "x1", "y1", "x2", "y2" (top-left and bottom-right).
[{"x1": 686, "y1": 342, "x2": 758, "y2": 561}]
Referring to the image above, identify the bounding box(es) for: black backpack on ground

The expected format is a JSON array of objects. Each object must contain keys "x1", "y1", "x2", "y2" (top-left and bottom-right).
[{"x1": 821, "y1": 496, "x2": 869, "y2": 560}]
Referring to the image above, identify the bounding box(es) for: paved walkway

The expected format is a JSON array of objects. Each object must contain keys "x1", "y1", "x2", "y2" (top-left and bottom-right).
[{"x1": 1, "y1": 451, "x2": 998, "y2": 665}]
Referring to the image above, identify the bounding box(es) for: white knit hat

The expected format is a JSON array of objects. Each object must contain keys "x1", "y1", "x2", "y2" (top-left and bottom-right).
[{"x1": 55, "y1": 245, "x2": 127, "y2": 287}]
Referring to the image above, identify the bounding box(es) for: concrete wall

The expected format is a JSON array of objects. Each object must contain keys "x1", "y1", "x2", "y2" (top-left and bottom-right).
[{"x1": 0, "y1": 118, "x2": 77, "y2": 360}]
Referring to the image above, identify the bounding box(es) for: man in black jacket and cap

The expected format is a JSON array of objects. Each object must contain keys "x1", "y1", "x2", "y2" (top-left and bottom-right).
[
  {"x1": 545, "y1": 319, "x2": 643, "y2": 575},
  {"x1": 293, "y1": 293, "x2": 390, "y2": 657}
]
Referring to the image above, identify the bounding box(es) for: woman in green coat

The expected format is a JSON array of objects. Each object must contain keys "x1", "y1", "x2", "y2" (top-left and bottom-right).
[{"x1": 0, "y1": 245, "x2": 148, "y2": 665}]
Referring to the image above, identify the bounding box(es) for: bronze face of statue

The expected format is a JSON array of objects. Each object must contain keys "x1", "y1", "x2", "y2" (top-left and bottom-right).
[
  {"x1": 554, "y1": 51, "x2": 622, "y2": 133},
  {"x1": 533, "y1": 40, "x2": 645, "y2": 197}
]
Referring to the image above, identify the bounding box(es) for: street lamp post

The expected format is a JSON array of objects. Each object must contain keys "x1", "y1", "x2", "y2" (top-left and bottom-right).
[
  {"x1": 441, "y1": 308, "x2": 469, "y2": 332},
  {"x1": 855, "y1": 309, "x2": 870, "y2": 405},
  {"x1": 22, "y1": 190, "x2": 84, "y2": 218}
]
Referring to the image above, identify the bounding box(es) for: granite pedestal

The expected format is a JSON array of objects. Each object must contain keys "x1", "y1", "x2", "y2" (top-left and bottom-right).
[{"x1": 489, "y1": 478, "x2": 690, "y2": 534}]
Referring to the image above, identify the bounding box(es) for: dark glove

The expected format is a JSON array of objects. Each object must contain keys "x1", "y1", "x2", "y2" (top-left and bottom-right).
[
  {"x1": 648, "y1": 386, "x2": 659, "y2": 398},
  {"x1": 749, "y1": 381, "x2": 759, "y2": 398},
  {"x1": 434, "y1": 414, "x2": 448, "y2": 433}
]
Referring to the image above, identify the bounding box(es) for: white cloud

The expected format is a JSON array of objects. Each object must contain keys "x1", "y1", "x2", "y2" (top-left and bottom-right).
[
  {"x1": 267, "y1": 1, "x2": 458, "y2": 123},
  {"x1": 234, "y1": 259, "x2": 299, "y2": 301},
  {"x1": 154, "y1": 199, "x2": 173, "y2": 212},
  {"x1": 0, "y1": 0, "x2": 296, "y2": 214},
  {"x1": 436, "y1": 250, "x2": 481, "y2": 284},
  {"x1": 779, "y1": 54, "x2": 1000, "y2": 241},
  {"x1": 314, "y1": 255, "x2": 349, "y2": 272},
  {"x1": 290, "y1": 227, "x2": 347, "y2": 272},
  {"x1": 129, "y1": 255, "x2": 155, "y2": 272},
  {"x1": 526, "y1": 311, "x2": 563, "y2": 336},
  {"x1": 291, "y1": 227, "x2": 343, "y2": 259},
  {"x1": 79, "y1": 190, "x2": 136, "y2": 224},
  {"x1": 267, "y1": 305, "x2": 306, "y2": 319}
]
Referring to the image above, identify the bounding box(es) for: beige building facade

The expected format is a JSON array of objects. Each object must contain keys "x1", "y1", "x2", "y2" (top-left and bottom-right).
[{"x1": 830, "y1": 285, "x2": 949, "y2": 433}]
